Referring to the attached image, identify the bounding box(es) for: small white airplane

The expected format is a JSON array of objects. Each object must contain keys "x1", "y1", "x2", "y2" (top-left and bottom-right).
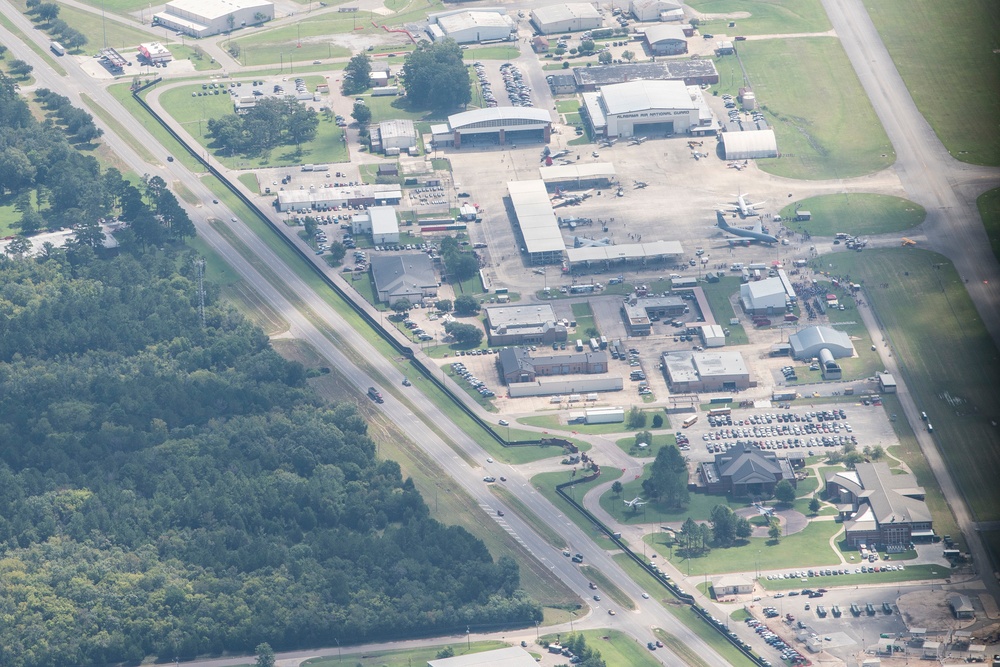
[
  {"x1": 551, "y1": 149, "x2": 571, "y2": 159},
  {"x1": 553, "y1": 190, "x2": 593, "y2": 208},
  {"x1": 718, "y1": 190, "x2": 766, "y2": 218},
  {"x1": 628, "y1": 136, "x2": 648, "y2": 146},
  {"x1": 624, "y1": 496, "x2": 648, "y2": 509},
  {"x1": 633, "y1": 180, "x2": 648, "y2": 189}
]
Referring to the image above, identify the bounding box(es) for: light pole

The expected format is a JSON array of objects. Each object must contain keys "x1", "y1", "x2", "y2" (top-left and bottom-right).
[
  {"x1": 534, "y1": 620, "x2": 540, "y2": 640},
  {"x1": 466, "y1": 626, "x2": 471, "y2": 650},
  {"x1": 335, "y1": 638, "x2": 341, "y2": 662}
]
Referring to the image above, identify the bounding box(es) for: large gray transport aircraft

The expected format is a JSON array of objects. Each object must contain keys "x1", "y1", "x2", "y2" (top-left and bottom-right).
[{"x1": 716, "y1": 210, "x2": 779, "y2": 245}]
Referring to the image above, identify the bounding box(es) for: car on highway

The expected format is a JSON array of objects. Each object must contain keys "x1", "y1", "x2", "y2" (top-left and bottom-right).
[
  {"x1": 592, "y1": 595, "x2": 600, "y2": 601},
  {"x1": 212, "y1": 199, "x2": 219, "y2": 204},
  {"x1": 483, "y1": 476, "x2": 496, "y2": 483},
  {"x1": 608, "y1": 609, "x2": 616, "y2": 615},
  {"x1": 166, "y1": 156, "x2": 174, "y2": 162},
  {"x1": 641, "y1": 592, "x2": 650, "y2": 599},
  {"x1": 498, "y1": 419, "x2": 509, "y2": 426},
  {"x1": 402, "y1": 378, "x2": 411, "y2": 386}
]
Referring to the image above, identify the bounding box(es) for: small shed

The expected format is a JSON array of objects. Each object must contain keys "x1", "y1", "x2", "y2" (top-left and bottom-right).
[
  {"x1": 378, "y1": 163, "x2": 399, "y2": 177},
  {"x1": 877, "y1": 372, "x2": 897, "y2": 393},
  {"x1": 948, "y1": 593, "x2": 975, "y2": 619},
  {"x1": 532, "y1": 36, "x2": 550, "y2": 52}
]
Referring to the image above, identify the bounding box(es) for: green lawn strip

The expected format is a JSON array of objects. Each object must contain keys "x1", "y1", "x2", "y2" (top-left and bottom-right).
[
  {"x1": 519, "y1": 411, "x2": 663, "y2": 435},
  {"x1": 580, "y1": 565, "x2": 636, "y2": 611},
  {"x1": 867, "y1": 0, "x2": 1000, "y2": 165},
  {"x1": 168, "y1": 45, "x2": 223, "y2": 71},
  {"x1": 237, "y1": 172, "x2": 260, "y2": 193},
  {"x1": 156, "y1": 82, "x2": 348, "y2": 168},
  {"x1": 556, "y1": 99, "x2": 581, "y2": 113},
  {"x1": 614, "y1": 433, "x2": 677, "y2": 458},
  {"x1": 0, "y1": 12, "x2": 66, "y2": 76},
  {"x1": 654, "y1": 629, "x2": 713, "y2": 667},
  {"x1": 0, "y1": 49, "x2": 35, "y2": 86},
  {"x1": 780, "y1": 194, "x2": 925, "y2": 237},
  {"x1": 463, "y1": 45, "x2": 520, "y2": 60},
  {"x1": 171, "y1": 180, "x2": 200, "y2": 206},
  {"x1": 610, "y1": 554, "x2": 761, "y2": 667},
  {"x1": 652, "y1": 520, "x2": 842, "y2": 576},
  {"x1": 108, "y1": 82, "x2": 206, "y2": 173},
  {"x1": 757, "y1": 564, "x2": 950, "y2": 590},
  {"x1": 699, "y1": 277, "x2": 748, "y2": 343},
  {"x1": 52, "y1": 4, "x2": 154, "y2": 52},
  {"x1": 540, "y1": 630, "x2": 662, "y2": 667},
  {"x1": 812, "y1": 248, "x2": 1000, "y2": 524},
  {"x1": 302, "y1": 640, "x2": 509, "y2": 667},
  {"x1": 726, "y1": 39, "x2": 894, "y2": 180},
  {"x1": 455, "y1": 272, "x2": 485, "y2": 296},
  {"x1": 685, "y1": 0, "x2": 831, "y2": 34},
  {"x1": 601, "y1": 480, "x2": 743, "y2": 526},
  {"x1": 730, "y1": 608, "x2": 752, "y2": 622},
  {"x1": 491, "y1": 485, "x2": 567, "y2": 551},
  {"x1": 532, "y1": 470, "x2": 624, "y2": 551},
  {"x1": 225, "y1": 14, "x2": 374, "y2": 66},
  {"x1": 978, "y1": 187, "x2": 1000, "y2": 263},
  {"x1": 59, "y1": 0, "x2": 162, "y2": 14}
]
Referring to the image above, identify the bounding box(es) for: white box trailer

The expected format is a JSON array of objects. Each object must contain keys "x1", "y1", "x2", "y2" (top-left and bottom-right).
[{"x1": 585, "y1": 407, "x2": 625, "y2": 424}]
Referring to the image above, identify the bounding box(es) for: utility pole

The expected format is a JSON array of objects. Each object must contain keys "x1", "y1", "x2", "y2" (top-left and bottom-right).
[{"x1": 195, "y1": 258, "x2": 206, "y2": 327}]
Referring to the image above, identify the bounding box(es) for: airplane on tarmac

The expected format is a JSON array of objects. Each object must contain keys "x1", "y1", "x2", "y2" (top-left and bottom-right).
[
  {"x1": 715, "y1": 210, "x2": 778, "y2": 245},
  {"x1": 553, "y1": 190, "x2": 593, "y2": 208},
  {"x1": 718, "y1": 190, "x2": 766, "y2": 217},
  {"x1": 551, "y1": 149, "x2": 571, "y2": 159},
  {"x1": 624, "y1": 496, "x2": 648, "y2": 509},
  {"x1": 633, "y1": 180, "x2": 648, "y2": 189},
  {"x1": 628, "y1": 136, "x2": 648, "y2": 146},
  {"x1": 599, "y1": 138, "x2": 618, "y2": 148}
]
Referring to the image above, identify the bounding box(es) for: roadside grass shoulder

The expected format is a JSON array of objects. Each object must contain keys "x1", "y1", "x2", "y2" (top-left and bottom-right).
[
  {"x1": 579, "y1": 564, "x2": 636, "y2": 610},
  {"x1": 780, "y1": 194, "x2": 925, "y2": 237},
  {"x1": 519, "y1": 411, "x2": 663, "y2": 435},
  {"x1": 51, "y1": 5, "x2": 155, "y2": 53},
  {"x1": 532, "y1": 469, "x2": 624, "y2": 551},
  {"x1": 867, "y1": 0, "x2": 1000, "y2": 165},
  {"x1": 685, "y1": 0, "x2": 831, "y2": 34},
  {"x1": 302, "y1": 641, "x2": 508, "y2": 667},
  {"x1": 811, "y1": 248, "x2": 1000, "y2": 525},
  {"x1": 652, "y1": 520, "x2": 842, "y2": 575},
  {"x1": 978, "y1": 187, "x2": 1000, "y2": 264},
  {"x1": 539, "y1": 630, "x2": 662, "y2": 667},
  {"x1": 237, "y1": 172, "x2": 259, "y2": 193},
  {"x1": 731, "y1": 38, "x2": 894, "y2": 180}
]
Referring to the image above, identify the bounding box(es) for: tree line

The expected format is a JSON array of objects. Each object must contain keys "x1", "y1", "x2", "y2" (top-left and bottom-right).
[
  {"x1": 0, "y1": 252, "x2": 540, "y2": 667},
  {"x1": 25, "y1": 0, "x2": 87, "y2": 51}
]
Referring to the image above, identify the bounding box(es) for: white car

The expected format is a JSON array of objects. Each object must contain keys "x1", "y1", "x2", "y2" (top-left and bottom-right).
[{"x1": 499, "y1": 419, "x2": 509, "y2": 426}]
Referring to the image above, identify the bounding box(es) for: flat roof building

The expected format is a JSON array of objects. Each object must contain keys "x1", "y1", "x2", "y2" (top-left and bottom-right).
[
  {"x1": 428, "y1": 9, "x2": 515, "y2": 44},
  {"x1": 432, "y1": 107, "x2": 552, "y2": 149},
  {"x1": 531, "y1": 3, "x2": 603, "y2": 34},
  {"x1": 138, "y1": 42, "x2": 172, "y2": 62},
  {"x1": 351, "y1": 206, "x2": 399, "y2": 244},
  {"x1": 153, "y1": 0, "x2": 273, "y2": 38},
  {"x1": 566, "y1": 240, "x2": 684, "y2": 272},
  {"x1": 373, "y1": 119, "x2": 417, "y2": 152},
  {"x1": 740, "y1": 276, "x2": 787, "y2": 315},
  {"x1": 507, "y1": 180, "x2": 564, "y2": 265},
  {"x1": 621, "y1": 296, "x2": 688, "y2": 335},
  {"x1": 662, "y1": 350, "x2": 751, "y2": 392},
  {"x1": 485, "y1": 304, "x2": 568, "y2": 345},
  {"x1": 721, "y1": 129, "x2": 779, "y2": 160},
  {"x1": 582, "y1": 80, "x2": 715, "y2": 138},
  {"x1": 572, "y1": 61, "x2": 719, "y2": 91},
  {"x1": 276, "y1": 183, "x2": 402, "y2": 212},
  {"x1": 630, "y1": 0, "x2": 684, "y2": 22},
  {"x1": 498, "y1": 347, "x2": 608, "y2": 384},
  {"x1": 370, "y1": 253, "x2": 438, "y2": 304},
  {"x1": 642, "y1": 24, "x2": 688, "y2": 55}
]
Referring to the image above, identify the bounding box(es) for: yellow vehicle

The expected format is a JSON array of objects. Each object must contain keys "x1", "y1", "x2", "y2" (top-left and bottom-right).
[{"x1": 901, "y1": 238, "x2": 917, "y2": 247}]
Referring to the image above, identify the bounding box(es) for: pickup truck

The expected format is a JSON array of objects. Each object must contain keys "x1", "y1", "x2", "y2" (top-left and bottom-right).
[{"x1": 367, "y1": 386, "x2": 384, "y2": 403}]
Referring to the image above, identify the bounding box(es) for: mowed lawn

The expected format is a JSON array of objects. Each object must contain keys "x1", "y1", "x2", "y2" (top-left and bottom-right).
[
  {"x1": 812, "y1": 248, "x2": 1000, "y2": 523},
  {"x1": 686, "y1": 0, "x2": 831, "y2": 34},
  {"x1": 978, "y1": 187, "x2": 1000, "y2": 263},
  {"x1": 540, "y1": 630, "x2": 662, "y2": 667},
  {"x1": 867, "y1": 0, "x2": 1000, "y2": 166},
  {"x1": 733, "y1": 38, "x2": 895, "y2": 180},
  {"x1": 52, "y1": 4, "x2": 156, "y2": 52},
  {"x1": 781, "y1": 194, "x2": 926, "y2": 237}
]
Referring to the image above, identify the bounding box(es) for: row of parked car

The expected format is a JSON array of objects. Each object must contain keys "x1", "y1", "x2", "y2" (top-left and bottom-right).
[
  {"x1": 746, "y1": 617, "x2": 806, "y2": 665},
  {"x1": 450, "y1": 361, "x2": 495, "y2": 398}
]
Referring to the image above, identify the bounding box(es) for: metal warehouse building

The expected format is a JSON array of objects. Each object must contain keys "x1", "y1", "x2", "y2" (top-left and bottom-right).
[
  {"x1": 662, "y1": 350, "x2": 751, "y2": 392},
  {"x1": 582, "y1": 80, "x2": 712, "y2": 138},
  {"x1": 432, "y1": 108, "x2": 552, "y2": 149},
  {"x1": 572, "y1": 61, "x2": 719, "y2": 91},
  {"x1": 567, "y1": 240, "x2": 683, "y2": 274},
  {"x1": 372, "y1": 119, "x2": 417, "y2": 153},
  {"x1": 507, "y1": 180, "x2": 564, "y2": 265},
  {"x1": 630, "y1": 0, "x2": 684, "y2": 22},
  {"x1": 788, "y1": 325, "x2": 854, "y2": 360},
  {"x1": 721, "y1": 129, "x2": 779, "y2": 159},
  {"x1": 530, "y1": 3, "x2": 602, "y2": 34},
  {"x1": 538, "y1": 163, "x2": 616, "y2": 189},
  {"x1": 427, "y1": 9, "x2": 515, "y2": 44},
  {"x1": 153, "y1": 0, "x2": 273, "y2": 38},
  {"x1": 642, "y1": 24, "x2": 688, "y2": 55}
]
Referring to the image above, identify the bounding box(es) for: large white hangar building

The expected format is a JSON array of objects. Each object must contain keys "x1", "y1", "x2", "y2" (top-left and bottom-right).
[
  {"x1": 582, "y1": 80, "x2": 713, "y2": 138},
  {"x1": 427, "y1": 9, "x2": 515, "y2": 44},
  {"x1": 153, "y1": 0, "x2": 273, "y2": 38},
  {"x1": 721, "y1": 129, "x2": 779, "y2": 159},
  {"x1": 507, "y1": 180, "x2": 564, "y2": 265},
  {"x1": 531, "y1": 3, "x2": 602, "y2": 34},
  {"x1": 432, "y1": 108, "x2": 552, "y2": 148}
]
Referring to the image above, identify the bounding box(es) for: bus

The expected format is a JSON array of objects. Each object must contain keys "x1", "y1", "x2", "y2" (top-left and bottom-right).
[
  {"x1": 708, "y1": 407, "x2": 732, "y2": 417},
  {"x1": 50, "y1": 41, "x2": 66, "y2": 56},
  {"x1": 682, "y1": 415, "x2": 698, "y2": 428}
]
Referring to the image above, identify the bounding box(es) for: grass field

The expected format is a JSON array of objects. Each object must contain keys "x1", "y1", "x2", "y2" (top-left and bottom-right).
[
  {"x1": 301, "y1": 641, "x2": 509, "y2": 667},
  {"x1": 686, "y1": 0, "x2": 831, "y2": 35},
  {"x1": 699, "y1": 277, "x2": 748, "y2": 344},
  {"x1": 720, "y1": 39, "x2": 894, "y2": 180},
  {"x1": 540, "y1": 630, "x2": 662, "y2": 667},
  {"x1": 978, "y1": 188, "x2": 1000, "y2": 263},
  {"x1": 652, "y1": 520, "x2": 843, "y2": 575},
  {"x1": 809, "y1": 249, "x2": 1000, "y2": 526},
  {"x1": 156, "y1": 83, "x2": 348, "y2": 167},
  {"x1": 867, "y1": 0, "x2": 1000, "y2": 165},
  {"x1": 600, "y1": 479, "x2": 743, "y2": 526},
  {"x1": 615, "y1": 433, "x2": 677, "y2": 458},
  {"x1": 52, "y1": 5, "x2": 155, "y2": 53},
  {"x1": 532, "y1": 470, "x2": 625, "y2": 551},
  {"x1": 464, "y1": 45, "x2": 520, "y2": 61},
  {"x1": 519, "y1": 410, "x2": 664, "y2": 435},
  {"x1": 757, "y1": 563, "x2": 950, "y2": 590},
  {"x1": 781, "y1": 194, "x2": 926, "y2": 237}
]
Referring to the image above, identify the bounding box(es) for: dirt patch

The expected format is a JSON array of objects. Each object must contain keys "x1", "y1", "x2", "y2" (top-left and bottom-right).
[{"x1": 896, "y1": 589, "x2": 976, "y2": 631}]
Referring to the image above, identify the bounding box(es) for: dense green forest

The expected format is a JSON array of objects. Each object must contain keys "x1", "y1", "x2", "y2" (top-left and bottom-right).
[{"x1": 0, "y1": 71, "x2": 539, "y2": 667}]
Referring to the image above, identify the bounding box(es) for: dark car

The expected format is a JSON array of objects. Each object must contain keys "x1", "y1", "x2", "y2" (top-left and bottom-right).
[{"x1": 166, "y1": 156, "x2": 174, "y2": 162}]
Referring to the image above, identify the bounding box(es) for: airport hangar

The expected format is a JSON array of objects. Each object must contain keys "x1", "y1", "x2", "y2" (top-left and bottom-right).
[
  {"x1": 153, "y1": 0, "x2": 273, "y2": 38},
  {"x1": 426, "y1": 9, "x2": 515, "y2": 44},
  {"x1": 642, "y1": 24, "x2": 689, "y2": 55},
  {"x1": 581, "y1": 80, "x2": 716, "y2": 138},
  {"x1": 530, "y1": 3, "x2": 603, "y2": 34},
  {"x1": 431, "y1": 108, "x2": 552, "y2": 149}
]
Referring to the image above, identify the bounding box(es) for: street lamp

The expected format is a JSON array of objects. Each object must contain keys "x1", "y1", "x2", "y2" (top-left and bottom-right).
[{"x1": 466, "y1": 626, "x2": 471, "y2": 650}]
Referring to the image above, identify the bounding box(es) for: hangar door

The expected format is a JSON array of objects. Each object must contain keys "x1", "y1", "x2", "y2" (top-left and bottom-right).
[{"x1": 630, "y1": 120, "x2": 673, "y2": 137}]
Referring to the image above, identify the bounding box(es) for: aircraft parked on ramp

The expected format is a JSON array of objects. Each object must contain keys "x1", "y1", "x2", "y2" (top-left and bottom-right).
[{"x1": 715, "y1": 211, "x2": 778, "y2": 245}]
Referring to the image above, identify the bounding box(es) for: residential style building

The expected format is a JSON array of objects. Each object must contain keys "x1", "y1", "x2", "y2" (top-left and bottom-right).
[
  {"x1": 370, "y1": 253, "x2": 438, "y2": 304},
  {"x1": 825, "y1": 462, "x2": 934, "y2": 549},
  {"x1": 713, "y1": 574, "x2": 754, "y2": 597},
  {"x1": 699, "y1": 443, "x2": 796, "y2": 497},
  {"x1": 497, "y1": 347, "x2": 608, "y2": 384}
]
